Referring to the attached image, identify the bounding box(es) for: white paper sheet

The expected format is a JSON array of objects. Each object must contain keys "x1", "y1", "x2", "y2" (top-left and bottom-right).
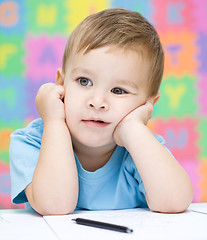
[
  {"x1": 1, "y1": 210, "x2": 57, "y2": 240},
  {"x1": 188, "y1": 202, "x2": 207, "y2": 214},
  {"x1": 0, "y1": 214, "x2": 21, "y2": 240},
  {"x1": 44, "y1": 207, "x2": 207, "y2": 240}
]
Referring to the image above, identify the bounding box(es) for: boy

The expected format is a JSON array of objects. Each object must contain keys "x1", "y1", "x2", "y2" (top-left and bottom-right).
[{"x1": 10, "y1": 8, "x2": 193, "y2": 215}]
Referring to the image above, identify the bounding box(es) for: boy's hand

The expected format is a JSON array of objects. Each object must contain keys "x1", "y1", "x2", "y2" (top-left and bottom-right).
[
  {"x1": 35, "y1": 83, "x2": 65, "y2": 123},
  {"x1": 113, "y1": 101, "x2": 153, "y2": 147}
]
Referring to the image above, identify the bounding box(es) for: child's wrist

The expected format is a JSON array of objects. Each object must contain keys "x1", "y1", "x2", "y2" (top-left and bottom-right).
[
  {"x1": 120, "y1": 118, "x2": 145, "y2": 135},
  {"x1": 43, "y1": 118, "x2": 67, "y2": 127},
  {"x1": 114, "y1": 120, "x2": 146, "y2": 147}
]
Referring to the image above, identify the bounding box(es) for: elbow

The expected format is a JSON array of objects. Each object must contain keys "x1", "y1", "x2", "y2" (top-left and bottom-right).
[
  {"x1": 33, "y1": 202, "x2": 76, "y2": 216},
  {"x1": 149, "y1": 201, "x2": 190, "y2": 214},
  {"x1": 30, "y1": 196, "x2": 77, "y2": 216},
  {"x1": 40, "y1": 209, "x2": 75, "y2": 216},
  {"x1": 34, "y1": 195, "x2": 78, "y2": 216},
  {"x1": 26, "y1": 183, "x2": 78, "y2": 216},
  {"x1": 148, "y1": 190, "x2": 193, "y2": 214}
]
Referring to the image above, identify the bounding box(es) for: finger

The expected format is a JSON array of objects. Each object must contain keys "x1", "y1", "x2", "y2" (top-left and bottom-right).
[
  {"x1": 37, "y1": 83, "x2": 56, "y2": 96},
  {"x1": 55, "y1": 85, "x2": 65, "y2": 100}
]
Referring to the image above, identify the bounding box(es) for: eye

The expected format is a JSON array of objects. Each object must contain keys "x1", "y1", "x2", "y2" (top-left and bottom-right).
[
  {"x1": 77, "y1": 77, "x2": 92, "y2": 86},
  {"x1": 111, "y1": 88, "x2": 128, "y2": 95}
]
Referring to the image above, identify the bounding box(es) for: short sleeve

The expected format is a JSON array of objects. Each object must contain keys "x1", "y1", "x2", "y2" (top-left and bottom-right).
[
  {"x1": 153, "y1": 133, "x2": 174, "y2": 157},
  {"x1": 127, "y1": 156, "x2": 146, "y2": 196},
  {"x1": 122, "y1": 152, "x2": 147, "y2": 207},
  {"x1": 9, "y1": 119, "x2": 43, "y2": 204}
]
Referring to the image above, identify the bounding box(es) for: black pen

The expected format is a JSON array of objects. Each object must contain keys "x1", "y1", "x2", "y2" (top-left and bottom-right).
[{"x1": 72, "y1": 217, "x2": 133, "y2": 233}]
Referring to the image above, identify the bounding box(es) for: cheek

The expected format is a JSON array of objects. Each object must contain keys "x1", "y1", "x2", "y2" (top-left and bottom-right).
[
  {"x1": 64, "y1": 92, "x2": 78, "y2": 120},
  {"x1": 114, "y1": 99, "x2": 141, "y2": 122},
  {"x1": 113, "y1": 104, "x2": 134, "y2": 122}
]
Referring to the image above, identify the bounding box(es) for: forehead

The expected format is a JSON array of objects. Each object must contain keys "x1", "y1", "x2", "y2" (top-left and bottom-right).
[
  {"x1": 68, "y1": 46, "x2": 149, "y2": 70},
  {"x1": 65, "y1": 46, "x2": 150, "y2": 88}
]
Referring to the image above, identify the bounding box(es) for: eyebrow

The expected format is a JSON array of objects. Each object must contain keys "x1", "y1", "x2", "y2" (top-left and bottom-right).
[
  {"x1": 115, "y1": 79, "x2": 139, "y2": 90},
  {"x1": 71, "y1": 67, "x2": 94, "y2": 76}
]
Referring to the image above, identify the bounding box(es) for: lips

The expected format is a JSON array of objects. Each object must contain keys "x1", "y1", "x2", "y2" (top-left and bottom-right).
[{"x1": 82, "y1": 119, "x2": 110, "y2": 128}]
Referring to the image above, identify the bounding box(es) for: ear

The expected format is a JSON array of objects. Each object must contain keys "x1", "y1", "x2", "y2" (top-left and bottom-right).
[
  {"x1": 148, "y1": 92, "x2": 161, "y2": 106},
  {"x1": 153, "y1": 92, "x2": 161, "y2": 106},
  {"x1": 56, "y1": 68, "x2": 65, "y2": 86}
]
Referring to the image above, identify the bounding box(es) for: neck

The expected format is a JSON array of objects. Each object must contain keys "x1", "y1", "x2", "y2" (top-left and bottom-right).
[{"x1": 72, "y1": 137, "x2": 116, "y2": 172}]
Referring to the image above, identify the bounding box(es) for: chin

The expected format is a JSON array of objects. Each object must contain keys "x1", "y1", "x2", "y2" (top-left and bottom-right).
[
  {"x1": 82, "y1": 138, "x2": 109, "y2": 148},
  {"x1": 73, "y1": 134, "x2": 114, "y2": 148}
]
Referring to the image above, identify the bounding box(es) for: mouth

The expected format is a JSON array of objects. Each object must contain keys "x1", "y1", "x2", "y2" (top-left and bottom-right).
[{"x1": 82, "y1": 119, "x2": 110, "y2": 128}]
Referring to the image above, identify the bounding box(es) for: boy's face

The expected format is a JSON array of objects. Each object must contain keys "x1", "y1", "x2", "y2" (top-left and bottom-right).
[{"x1": 60, "y1": 47, "x2": 152, "y2": 149}]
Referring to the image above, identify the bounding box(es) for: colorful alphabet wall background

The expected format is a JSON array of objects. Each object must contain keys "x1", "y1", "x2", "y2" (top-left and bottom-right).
[{"x1": 0, "y1": 0, "x2": 207, "y2": 209}]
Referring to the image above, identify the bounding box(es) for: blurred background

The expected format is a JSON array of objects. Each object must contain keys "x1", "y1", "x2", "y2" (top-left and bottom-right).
[{"x1": 0, "y1": 0, "x2": 206, "y2": 209}]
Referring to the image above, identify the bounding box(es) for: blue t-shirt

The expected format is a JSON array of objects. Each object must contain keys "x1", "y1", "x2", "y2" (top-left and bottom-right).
[{"x1": 9, "y1": 118, "x2": 167, "y2": 210}]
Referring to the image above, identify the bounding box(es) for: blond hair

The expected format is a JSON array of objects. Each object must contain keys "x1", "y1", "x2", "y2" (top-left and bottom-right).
[{"x1": 62, "y1": 8, "x2": 164, "y2": 96}]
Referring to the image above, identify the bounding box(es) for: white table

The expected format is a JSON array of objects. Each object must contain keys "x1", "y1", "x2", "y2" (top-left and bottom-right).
[{"x1": 0, "y1": 203, "x2": 207, "y2": 240}]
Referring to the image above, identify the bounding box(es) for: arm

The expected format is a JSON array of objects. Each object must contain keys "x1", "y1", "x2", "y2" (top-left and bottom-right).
[
  {"x1": 113, "y1": 101, "x2": 193, "y2": 213},
  {"x1": 25, "y1": 83, "x2": 78, "y2": 215}
]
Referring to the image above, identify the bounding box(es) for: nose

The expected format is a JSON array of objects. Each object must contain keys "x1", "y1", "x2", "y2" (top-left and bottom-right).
[{"x1": 87, "y1": 94, "x2": 109, "y2": 111}]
